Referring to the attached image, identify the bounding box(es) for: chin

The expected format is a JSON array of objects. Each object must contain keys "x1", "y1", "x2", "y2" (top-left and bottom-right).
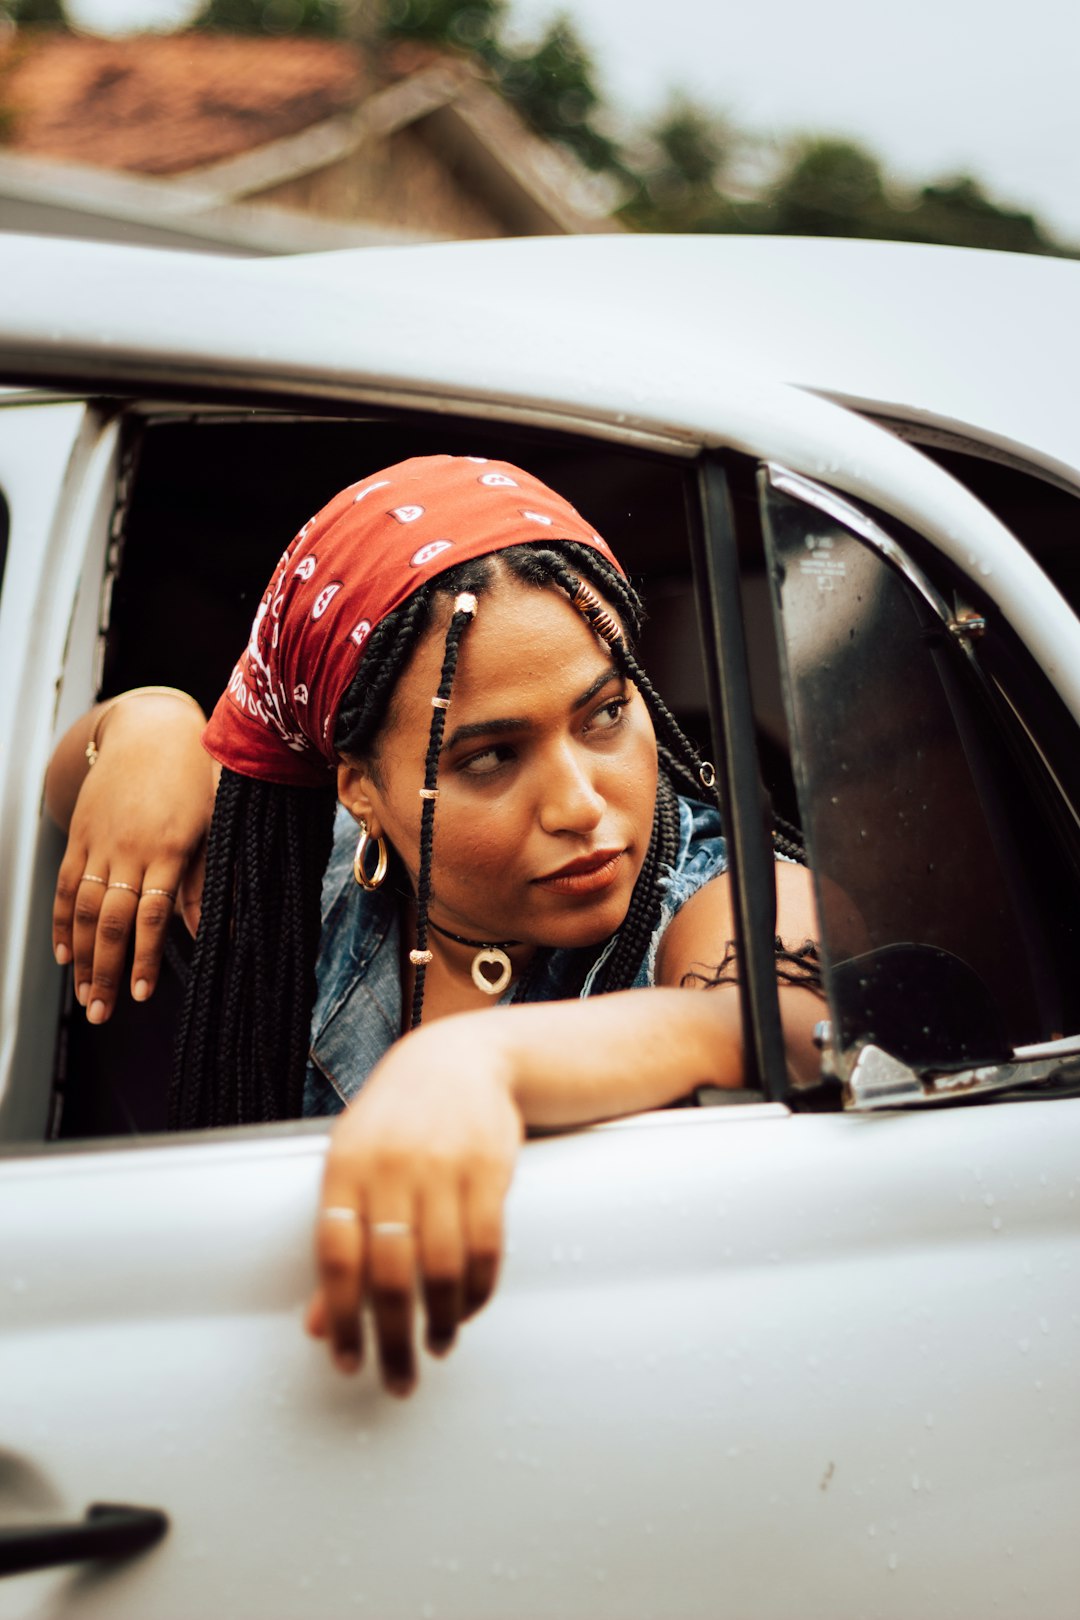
[{"x1": 534, "y1": 888, "x2": 636, "y2": 952}]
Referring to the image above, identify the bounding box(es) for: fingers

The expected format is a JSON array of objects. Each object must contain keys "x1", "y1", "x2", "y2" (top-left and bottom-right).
[
  {"x1": 52, "y1": 840, "x2": 90, "y2": 969},
  {"x1": 315, "y1": 1199, "x2": 366, "y2": 1376},
  {"x1": 63, "y1": 859, "x2": 180, "y2": 1023},
  {"x1": 311, "y1": 1170, "x2": 500, "y2": 1393},
  {"x1": 461, "y1": 1175, "x2": 504, "y2": 1321},
  {"x1": 419, "y1": 1176, "x2": 465, "y2": 1357},
  {"x1": 368, "y1": 1215, "x2": 418, "y2": 1397},
  {"x1": 130, "y1": 869, "x2": 183, "y2": 1001}
]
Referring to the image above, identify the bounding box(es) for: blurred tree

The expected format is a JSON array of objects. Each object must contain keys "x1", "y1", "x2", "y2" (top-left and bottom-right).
[
  {"x1": 193, "y1": 0, "x2": 345, "y2": 37},
  {"x1": 767, "y1": 137, "x2": 887, "y2": 237},
  {"x1": 2, "y1": 0, "x2": 70, "y2": 25},
  {"x1": 620, "y1": 93, "x2": 732, "y2": 230},
  {"x1": 379, "y1": 0, "x2": 504, "y2": 58},
  {"x1": 904, "y1": 174, "x2": 1056, "y2": 254},
  {"x1": 487, "y1": 14, "x2": 620, "y2": 173}
]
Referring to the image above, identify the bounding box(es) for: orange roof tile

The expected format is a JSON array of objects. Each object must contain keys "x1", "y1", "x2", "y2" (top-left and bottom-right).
[{"x1": 0, "y1": 31, "x2": 366, "y2": 175}]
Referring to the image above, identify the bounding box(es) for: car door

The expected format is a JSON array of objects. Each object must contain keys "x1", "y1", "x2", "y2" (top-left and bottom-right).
[
  {"x1": 3, "y1": 394, "x2": 1080, "y2": 1620},
  {"x1": 0, "y1": 397, "x2": 123, "y2": 1143}
]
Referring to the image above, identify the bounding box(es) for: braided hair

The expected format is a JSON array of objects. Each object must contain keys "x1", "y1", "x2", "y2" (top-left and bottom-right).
[{"x1": 171, "y1": 540, "x2": 744, "y2": 1129}]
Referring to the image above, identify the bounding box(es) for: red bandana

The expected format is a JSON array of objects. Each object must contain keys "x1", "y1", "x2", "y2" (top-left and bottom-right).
[{"x1": 203, "y1": 454, "x2": 624, "y2": 787}]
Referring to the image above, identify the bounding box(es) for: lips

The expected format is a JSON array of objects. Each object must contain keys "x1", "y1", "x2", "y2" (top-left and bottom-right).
[{"x1": 532, "y1": 848, "x2": 626, "y2": 896}]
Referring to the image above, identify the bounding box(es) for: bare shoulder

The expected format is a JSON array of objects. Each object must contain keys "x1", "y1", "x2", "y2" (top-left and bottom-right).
[{"x1": 655, "y1": 860, "x2": 819, "y2": 989}]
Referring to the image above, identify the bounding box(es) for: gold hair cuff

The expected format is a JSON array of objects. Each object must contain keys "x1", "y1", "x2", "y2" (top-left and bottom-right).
[
  {"x1": 419, "y1": 788, "x2": 439, "y2": 801},
  {"x1": 409, "y1": 948, "x2": 434, "y2": 966},
  {"x1": 431, "y1": 696, "x2": 450, "y2": 710},
  {"x1": 699, "y1": 761, "x2": 717, "y2": 789},
  {"x1": 454, "y1": 593, "x2": 478, "y2": 617},
  {"x1": 570, "y1": 581, "x2": 622, "y2": 646},
  {"x1": 86, "y1": 686, "x2": 204, "y2": 767}
]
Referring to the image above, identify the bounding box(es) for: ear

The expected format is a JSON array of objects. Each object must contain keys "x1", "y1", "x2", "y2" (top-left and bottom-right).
[{"x1": 337, "y1": 762, "x2": 385, "y2": 841}]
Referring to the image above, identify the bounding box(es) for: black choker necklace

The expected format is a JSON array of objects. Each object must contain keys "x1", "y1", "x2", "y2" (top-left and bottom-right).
[{"x1": 425, "y1": 918, "x2": 520, "y2": 997}]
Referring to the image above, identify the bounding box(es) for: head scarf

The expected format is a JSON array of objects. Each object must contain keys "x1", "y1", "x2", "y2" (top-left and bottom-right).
[{"x1": 203, "y1": 454, "x2": 624, "y2": 787}]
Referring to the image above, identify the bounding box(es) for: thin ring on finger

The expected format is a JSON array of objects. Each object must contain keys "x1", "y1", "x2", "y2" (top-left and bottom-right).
[
  {"x1": 107, "y1": 880, "x2": 141, "y2": 896},
  {"x1": 79, "y1": 873, "x2": 108, "y2": 887},
  {"x1": 141, "y1": 887, "x2": 177, "y2": 902},
  {"x1": 370, "y1": 1220, "x2": 413, "y2": 1238}
]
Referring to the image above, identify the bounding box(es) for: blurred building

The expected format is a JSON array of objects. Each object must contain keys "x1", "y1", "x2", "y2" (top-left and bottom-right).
[{"x1": 0, "y1": 31, "x2": 621, "y2": 252}]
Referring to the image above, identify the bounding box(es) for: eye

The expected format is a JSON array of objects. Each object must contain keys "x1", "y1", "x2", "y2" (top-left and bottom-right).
[
  {"x1": 585, "y1": 696, "x2": 630, "y2": 734},
  {"x1": 459, "y1": 742, "x2": 516, "y2": 777}
]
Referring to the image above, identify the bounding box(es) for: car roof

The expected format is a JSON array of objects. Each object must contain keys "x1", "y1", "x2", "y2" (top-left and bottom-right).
[{"x1": 3, "y1": 232, "x2": 1078, "y2": 482}]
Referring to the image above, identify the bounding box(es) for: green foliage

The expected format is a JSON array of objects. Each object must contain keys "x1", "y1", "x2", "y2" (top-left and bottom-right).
[
  {"x1": 620, "y1": 93, "x2": 732, "y2": 231},
  {"x1": 380, "y1": 0, "x2": 504, "y2": 56},
  {"x1": 768, "y1": 138, "x2": 886, "y2": 236},
  {"x1": 4, "y1": 0, "x2": 70, "y2": 25},
  {"x1": 904, "y1": 174, "x2": 1055, "y2": 254},
  {"x1": 192, "y1": 0, "x2": 345, "y2": 38},
  {"x1": 493, "y1": 15, "x2": 619, "y2": 173}
]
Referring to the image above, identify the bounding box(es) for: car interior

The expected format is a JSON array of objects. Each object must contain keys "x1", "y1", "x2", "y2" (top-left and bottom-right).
[
  {"x1": 51, "y1": 408, "x2": 733, "y2": 1139},
  {"x1": 20, "y1": 402, "x2": 1080, "y2": 1140}
]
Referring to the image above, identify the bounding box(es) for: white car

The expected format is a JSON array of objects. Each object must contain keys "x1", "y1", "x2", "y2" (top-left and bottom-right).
[{"x1": 1, "y1": 231, "x2": 1079, "y2": 1619}]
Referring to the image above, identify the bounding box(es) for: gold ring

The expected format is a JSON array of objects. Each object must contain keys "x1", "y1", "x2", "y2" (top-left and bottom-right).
[
  {"x1": 141, "y1": 887, "x2": 177, "y2": 901},
  {"x1": 370, "y1": 1220, "x2": 412, "y2": 1237},
  {"x1": 79, "y1": 874, "x2": 107, "y2": 886},
  {"x1": 320, "y1": 1207, "x2": 358, "y2": 1224},
  {"x1": 107, "y1": 881, "x2": 141, "y2": 896}
]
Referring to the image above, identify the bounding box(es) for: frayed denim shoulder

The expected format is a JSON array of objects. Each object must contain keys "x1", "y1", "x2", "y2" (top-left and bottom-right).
[{"x1": 636, "y1": 796, "x2": 727, "y2": 988}]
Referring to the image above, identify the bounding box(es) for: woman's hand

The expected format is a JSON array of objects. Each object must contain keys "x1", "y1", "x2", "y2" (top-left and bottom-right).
[
  {"x1": 306, "y1": 1021, "x2": 523, "y2": 1396},
  {"x1": 47, "y1": 692, "x2": 217, "y2": 1023}
]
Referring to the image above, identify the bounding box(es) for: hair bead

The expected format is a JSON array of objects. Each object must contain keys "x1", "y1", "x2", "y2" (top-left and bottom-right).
[
  {"x1": 419, "y1": 787, "x2": 439, "y2": 801},
  {"x1": 570, "y1": 579, "x2": 622, "y2": 645},
  {"x1": 409, "y1": 948, "x2": 434, "y2": 966}
]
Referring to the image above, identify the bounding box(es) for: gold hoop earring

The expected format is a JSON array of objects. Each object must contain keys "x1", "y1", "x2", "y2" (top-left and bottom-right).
[{"x1": 353, "y1": 820, "x2": 389, "y2": 891}]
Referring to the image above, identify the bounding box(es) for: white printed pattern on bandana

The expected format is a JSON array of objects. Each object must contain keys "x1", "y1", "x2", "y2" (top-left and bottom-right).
[
  {"x1": 353, "y1": 479, "x2": 391, "y2": 504},
  {"x1": 410, "y1": 540, "x2": 453, "y2": 567},
  {"x1": 312, "y1": 581, "x2": 342, "y2": 620},
  {"x1": 225, "y1": 461, "x2": 612, "y2": 768}
]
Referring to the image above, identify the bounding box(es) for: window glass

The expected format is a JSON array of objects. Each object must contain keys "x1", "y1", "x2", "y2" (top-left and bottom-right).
[{"x1": 761, "y1": 469, "x2": 1080, "y2": 1072}]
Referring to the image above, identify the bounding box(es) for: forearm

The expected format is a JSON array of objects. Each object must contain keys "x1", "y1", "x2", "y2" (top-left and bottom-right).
[
  {"x1": 45, "y1": 702, "x2": 113, "y2": 831},
  {"x1": 404, "y1": 987, "x2": 745, "y2": 1130},
  {"x1": 45, "y1": 690, "x2": 213, "y2": 832}
]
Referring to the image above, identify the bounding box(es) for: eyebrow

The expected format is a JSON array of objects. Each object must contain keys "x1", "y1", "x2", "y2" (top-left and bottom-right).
[{"x1": 444, "y1": 665, "x2": 622, "y2": 752}]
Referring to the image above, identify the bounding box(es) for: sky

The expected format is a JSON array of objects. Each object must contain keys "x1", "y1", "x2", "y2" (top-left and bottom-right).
[{"x1": 67, "y1": 0, "x2": 1080, "y2": 244}]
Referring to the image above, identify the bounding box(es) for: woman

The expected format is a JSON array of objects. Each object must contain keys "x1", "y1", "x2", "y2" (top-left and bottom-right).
[{"x1": 47, "y1": 453, "x2": 820, "y2": 1394}]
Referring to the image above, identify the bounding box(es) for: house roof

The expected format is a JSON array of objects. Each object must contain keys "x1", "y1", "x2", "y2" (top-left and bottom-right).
[
  {"x1": 0, "y1": 31, "x2": 365, "y2": 175},
  {"x1": 0, "y1": 29, "x2": 621, "y2": 237}
]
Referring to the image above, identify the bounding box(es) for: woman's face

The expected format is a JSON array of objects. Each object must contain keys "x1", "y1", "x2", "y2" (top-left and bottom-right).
[{"x1": 339, "y1": 571, "x2": 659, "y2": 952}]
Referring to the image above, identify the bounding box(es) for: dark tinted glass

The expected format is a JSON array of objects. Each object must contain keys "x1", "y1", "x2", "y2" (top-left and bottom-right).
[{"x1": 761, "y1": 473, "x2": 1069, "y2": 1070}]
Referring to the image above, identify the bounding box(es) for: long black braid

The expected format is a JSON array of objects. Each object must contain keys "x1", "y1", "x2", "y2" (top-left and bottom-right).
[{"x1": 171, "y1": 537, "x2": 784, "y2": 1128}]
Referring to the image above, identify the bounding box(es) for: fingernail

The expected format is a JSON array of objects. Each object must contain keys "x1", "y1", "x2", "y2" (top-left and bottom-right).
[
  {"x1": 76, "y1": 981, "x2": 90, "y2": 1007},
  {"x1": 54, "y1": 943, "x2": 70, "y2": 965},
  {"x1": 385, "y1": 1373, "x2": 415, "y2": 1399},
  {"x1": 334, "y1": 1350, "x2": 361, "y2": 1375},
  {"x1": 133, "y1": 979, "x2": 150, "y2": 1001},
  {"x1": 87, "y1": 999, "x2": 106, "y2": 1024}
]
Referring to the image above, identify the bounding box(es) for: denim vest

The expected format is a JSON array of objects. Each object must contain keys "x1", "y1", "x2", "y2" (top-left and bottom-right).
[{"x1": 303, "y1": 795, "x2": 726, "y2": 1116}]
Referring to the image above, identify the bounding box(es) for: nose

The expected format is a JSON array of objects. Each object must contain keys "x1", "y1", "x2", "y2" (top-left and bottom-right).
[{"x1": 538, "y1": 742, "x2": 605, "y2": 836}]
